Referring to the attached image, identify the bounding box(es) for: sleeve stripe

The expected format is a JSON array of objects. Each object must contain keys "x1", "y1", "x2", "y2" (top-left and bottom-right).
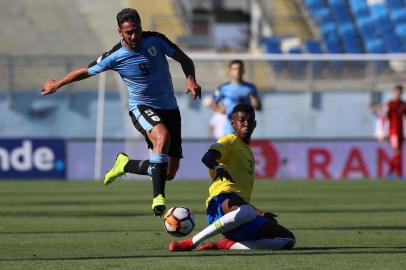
[{"x1": 87, "y1": 42, "x2": 122, "y2": 68}]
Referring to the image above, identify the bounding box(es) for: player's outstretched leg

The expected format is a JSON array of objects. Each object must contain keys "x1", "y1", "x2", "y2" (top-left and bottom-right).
[
  {"x1": 169, "y1": 237, "x2": 194, "y2": 251},
  {"x1": 169, "y1": 205, "x2": 256, "y2": 252},
  {"x1": 199, "y1": 238, "x2": 236, "y2": 250},
  {"x1": 104, "y1": 153, "x2": 129, "y2": 185},
  {"x1": 199, "y1": 237, "x2": 294, "y2": 250}
]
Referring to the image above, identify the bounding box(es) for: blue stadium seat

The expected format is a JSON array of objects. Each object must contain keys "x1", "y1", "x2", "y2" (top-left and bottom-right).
[
  {"x1": 330, "y1": 6, "x2": 353, "y2": 22},
  {"x1": 305, "y1": 40, "x2": 324, "y2": 71},
  {"x1": 386, "y1": 0, "x2": 405, "y2": 10},
  {"x1": 312, "y1": 7, "x2": 332, "y2": 24},
  {"x1": 263, "y1": 38, "x2": 284, "y2": 71},
  {"x1": 304, "y1": 0, "x2": 325, "y2": 10},
  {"x1": 372, "y1": 15, "x2": 394, "y2": 36},
  {"x1": 321, "y1": 22, "x2": 337, "y2": 36},
  {"x1": 342, "y1": 38, "x2": 364, "y2": 53},
  {"x1": 324, "y1": 37, "x2": 344, "y2": 70},
  {"x1": 348, "y1": 0, "x2": 369, "y2": 17},
  {"x1": 357, "y1": 16, "x2": 378, "y2": 39},
  {"x1": 327, "y1": 0, "x2": 345, "y2": 7},
  {"x1": 325, "y1": 37, "x2": 343, "y2": 53},
  {"x1": 395, "y1": 23, "x2": 406, "y2": 41},
  {"x1": 390, "y1": 9, "x2": 406, "y2": 24},
  {"x1": 365, "y1": 38, "x2": 385, "y2": 53},
  {"x1": 305, "y1": 40, "x2": 323, "y2": 53},
  {"x1": 382, "y1": 33, "x2": 404, "y2": 52},
  {"x1": 369, "y1": 4, "x2": 389, "y2": 18},
  {"x1": 288, "y1": 47, "x2": 305, "y2": 71}
]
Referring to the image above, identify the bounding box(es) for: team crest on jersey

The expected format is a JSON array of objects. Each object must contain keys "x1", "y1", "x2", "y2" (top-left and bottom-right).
[{"x1": 148, "y1": 46, "x2": 157, "y2": 56}]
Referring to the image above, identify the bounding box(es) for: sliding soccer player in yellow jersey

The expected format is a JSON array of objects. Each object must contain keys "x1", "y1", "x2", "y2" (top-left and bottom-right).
[{"x1": 169, "y1": 104, "x2": 295, "y2": 251}]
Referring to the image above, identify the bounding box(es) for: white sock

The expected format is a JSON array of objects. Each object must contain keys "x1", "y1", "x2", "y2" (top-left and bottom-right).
[
  {"x1": 230, "y1": 237, "x2": 296, "y2": 250},
  {"x1": 192, "y1": 205, "x2": 256, "y2": 246}
]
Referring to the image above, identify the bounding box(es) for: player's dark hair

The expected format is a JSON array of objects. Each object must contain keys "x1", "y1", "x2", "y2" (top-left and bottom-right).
[
  {"x1": 395, "y1": 84, "x2": 403, "y2": 92},
  {"x1": 117, "y1": 8, "x2": 141, "y2": 27},
  {"x1": 229, "y1": 59, "x2": 244, "y2": 68},
  {"x1": 232, "y1": 103, "x2": 255, "y2": 117}
]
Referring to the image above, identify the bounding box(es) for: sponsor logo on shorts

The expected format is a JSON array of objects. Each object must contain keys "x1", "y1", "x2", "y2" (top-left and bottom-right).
[{"x1": 151, "y1": 116, "x2": 160, "y2": 122}]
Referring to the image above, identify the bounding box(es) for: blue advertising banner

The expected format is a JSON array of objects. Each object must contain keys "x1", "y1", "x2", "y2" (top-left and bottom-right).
[{"x1": 0, "y1": 139, "x2": 65, "y2": 179}]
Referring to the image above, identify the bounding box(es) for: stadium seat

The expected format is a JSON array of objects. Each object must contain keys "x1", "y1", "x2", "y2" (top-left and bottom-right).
[
  {"x1": 305, "y1": 40, "x2": 324, "y2": 71},
  {"x1": 348, "y1": 0, "x2": 369, "y2": 17},
  {"x1": 330, "y1": 6, "x2": 353, "y2": 23},
  {"x1": 390, "y1": 9, "x2": 406, "y2": 24},
  {"x1": 357, "y1": 16, "x2": 378, "y2": 39},
  {"x1": 312, "y1": 7, "x2": 332, "y2": 24},
  {"x1": 365, "y1": 38, "x2": 385, "y2": 53},
  {"x1": 304, "y1": 0, "x2": 325, "y2": 10},
  {"x1": 386, "y1": 0, "x2": 405, "y2": 10},
  {"x1": 395, "y1": 23, "x2": 406, "y2": 40},
  {"x1": 321, "y1": 22, "x2": 337, "y2": 36},
  {"x1": 369, "y1": 3, "x2": 389, "y2": 19},
  {"x1": 324, "y1": 37, "x2": 344, "y2": 70},
  {"x1": 263, "y1": 38, "x2": 284, "y2": 71},
  {"x1": 338, "y1": 22, "x2": 357, "y2": 38},
  {"x1": 382, "y1": 33, "x2": 405, "y2": 52},
  {"x1": 288, "y1": 47, "x2": 305, "y2": 71}
]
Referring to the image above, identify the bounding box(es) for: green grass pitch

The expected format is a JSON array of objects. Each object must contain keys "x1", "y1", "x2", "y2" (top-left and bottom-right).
[{"x1": 0, "y1": 179, "x2": 405, "y2": 270}]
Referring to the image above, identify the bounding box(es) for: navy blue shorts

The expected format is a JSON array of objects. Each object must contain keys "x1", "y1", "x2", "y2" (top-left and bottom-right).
[
  {"x1": 206, "y1": 192, "x2": 269, "y2": 242},
  {"x1": 129, "y1": 105, "x2": 183, "y2": 158}
]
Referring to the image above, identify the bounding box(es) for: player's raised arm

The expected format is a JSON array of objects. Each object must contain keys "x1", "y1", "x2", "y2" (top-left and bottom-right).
[
  {"x1": 41, "y1": 67, "x2": 91, "y2": 96},
  {"x1": 171, "y1": 49, "x2": 201, "y2": 100}
]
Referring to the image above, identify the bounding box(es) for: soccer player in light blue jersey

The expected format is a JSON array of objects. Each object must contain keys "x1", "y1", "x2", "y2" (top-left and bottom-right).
[
  {"x1": 211, "y1": 60, "x2": 261, "y2": 135},
  {"x1": 41, "y1": 8, "x2": 201, "y2": 216}
]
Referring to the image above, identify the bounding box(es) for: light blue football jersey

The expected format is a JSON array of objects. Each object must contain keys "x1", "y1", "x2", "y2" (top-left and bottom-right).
[
  {"x1": 213, "y1": 81, "x2": 258, "y2": 134},
  {"x1": 88, "y1": 31, "x2": 178, "y2": 110}
]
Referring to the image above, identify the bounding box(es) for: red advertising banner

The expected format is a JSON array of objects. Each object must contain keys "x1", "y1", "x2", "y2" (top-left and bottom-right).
[
  {"x1": 252, "y1": 141, "x2": 395, "y2": 179},
  {"x1": 67, "y1": 140, "x2": 397, "y2": 180}
]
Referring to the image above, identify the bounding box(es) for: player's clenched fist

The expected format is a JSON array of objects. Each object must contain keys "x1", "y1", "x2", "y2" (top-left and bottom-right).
[{"x1": 41, "y1": 80, "x2": 59, "y2": 96}]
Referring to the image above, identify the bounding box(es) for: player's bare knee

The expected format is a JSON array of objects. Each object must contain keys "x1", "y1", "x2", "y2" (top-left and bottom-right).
[{"x1": 154, "y1": 132, "x2": 170, "y2": 152}]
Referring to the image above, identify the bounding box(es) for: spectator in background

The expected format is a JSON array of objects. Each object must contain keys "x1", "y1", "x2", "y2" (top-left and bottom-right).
[
  {"x1": 371, "y1": 85, "x2": 406, "y2": 179},
  {"x1": 211, "y1": 60, "x2": 261, "y2": 135},
  {"x1": 203, "y1": 96, "x2": 227, "y2": 139}
]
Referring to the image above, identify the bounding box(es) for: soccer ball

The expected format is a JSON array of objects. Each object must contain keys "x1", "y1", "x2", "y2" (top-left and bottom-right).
[{"x1": 163, "y1": 206, "x2": 195, "y2": 237}]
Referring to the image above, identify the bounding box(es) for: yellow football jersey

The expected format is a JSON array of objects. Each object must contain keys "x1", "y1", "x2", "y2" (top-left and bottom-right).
[{"x1": 205, "y1": 133, "x2": 255, "y2": 207}]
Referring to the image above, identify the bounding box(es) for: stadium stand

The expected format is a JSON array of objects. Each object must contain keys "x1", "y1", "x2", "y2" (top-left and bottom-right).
[
  {"x1": 0, "y1": 0, "x2": 404, "y2": 141},
  {"x1": 302, "y1": 0, "x2": 406, "y2": 54}
]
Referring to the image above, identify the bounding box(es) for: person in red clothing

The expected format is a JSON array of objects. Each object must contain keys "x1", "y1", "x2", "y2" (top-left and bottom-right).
[
  {"x1": 372, "y1": 85, "x2": 406, "y2": 179},
  {"x1": 385, "y1": 85, "x2": 406, "y2": 179}
]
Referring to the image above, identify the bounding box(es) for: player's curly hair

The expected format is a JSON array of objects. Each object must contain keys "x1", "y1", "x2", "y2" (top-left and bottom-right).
[
  {"x1": 232, "y1": 103, "x2": 255, "y2": 116},
  {"x1": 117, "y1": 8, "x2": 141, "y2": 27}
]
